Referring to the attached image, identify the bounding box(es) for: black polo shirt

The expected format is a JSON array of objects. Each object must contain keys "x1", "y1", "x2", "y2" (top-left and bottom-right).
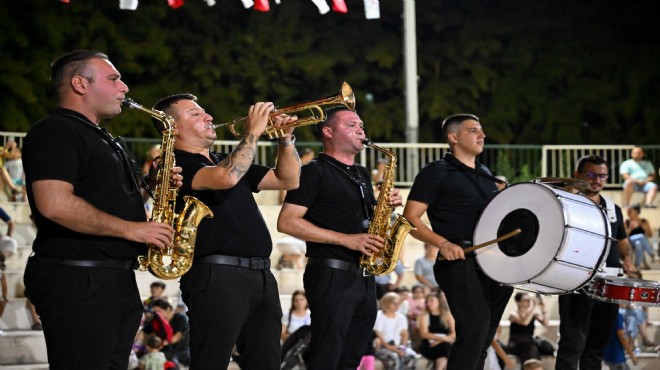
[
  {"x1": 174, "y1": 149, "x2": 272, "y2": 259},
  {"x1": 407, "y1": 153, "x2": 498, "y2": 244},
  {"x1": 284, "y1": 153, "x2": 376, "y2": 262},
  {"x1": 23, "y1": 108, "x2": 147, "y2": 259}
]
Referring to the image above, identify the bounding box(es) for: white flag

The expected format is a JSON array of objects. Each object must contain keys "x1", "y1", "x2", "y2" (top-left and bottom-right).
[
  {"x1": 241, "y1": 0, "x2": 254, "y2": 8},
  {"x1": 275, "y1": 0, "x2": 281, "y2": 4},
  {"x1": 119, "y1": 0, "x2": 138, "y2": 10},
  {"x1": 364, "y1": 0, "x2": 380, "y2": 19},
  {"x1": 205, "y1": 0, "x2": 216, "y2": 6},
  {"x1": 310, "y1": 0, "x2": 330, "y2": 14}
]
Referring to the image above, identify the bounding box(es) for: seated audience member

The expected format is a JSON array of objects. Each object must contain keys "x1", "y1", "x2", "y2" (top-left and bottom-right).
[
  {"x1": 625, "y1": 204, "x2": 657, "y2": 268},
  {"x1": 485, "y1": 325, "x2": 516, "y2": 370},
  {"x1": 139, "y1": 335, "x2": 168, "y2": 370},
  {"x1": 620, "y1": 146, "x2": 657, "y2": 208},
  {"x1": 150, "y1": 298, "x2": 190, "y2": 367},
  {"x1": 508, "y1": 292, "x2": 548, "y2": 365},
  {"x1": 281, "y1": 290, "x2": 311, "y2": 341},
  {"x1": 414, "y1": 243, "x2": 439, "y2": 289},
  {"x1": 143, "y1": 280, "x2": 167, "y2": 312},
  {"x1": 275, "y1": 236, "x2": 307, "y2": 270},
  {"x1": 395, "y1": 286, "x2": 411, "y2": 318},
  {"x1": 0, "y1": 207, "x2": 17, "y2": 258},
  {"x1": 417, "y1": 292, "x2": 455, "y2": 370},
  {"x1": 374, "y1": 292, "x2": 418, "y2": 370},
  {"x1": 620, "y1": 301, "x2": 655, "y2": 349},
  {"x1": 1, "y1": 138, "x2": 26, "y2": 202}
]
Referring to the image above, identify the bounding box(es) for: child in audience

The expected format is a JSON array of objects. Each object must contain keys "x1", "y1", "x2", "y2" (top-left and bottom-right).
[
  {"x1": 603, "y1": 309, "x2": 638, "y2": 370},
  {"x1": 522, "y1": 358, "x2": 544, "y2": 370},
  {"x1": 139, "y1": 335, "x2": 167, "y2": 370}
]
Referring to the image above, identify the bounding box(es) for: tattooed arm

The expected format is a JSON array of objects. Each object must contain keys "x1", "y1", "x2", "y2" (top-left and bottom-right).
[
  {"x1": 192, "y1": 102, "x2": 272, "y2": 190},
  {"x1": 258, "y1": 114, "x2": 301, "y2": 191}
]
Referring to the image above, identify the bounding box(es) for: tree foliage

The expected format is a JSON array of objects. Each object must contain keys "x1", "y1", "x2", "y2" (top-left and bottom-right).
[{"x1": 0, "y1": 1, "x2": 658, "y2": 144}]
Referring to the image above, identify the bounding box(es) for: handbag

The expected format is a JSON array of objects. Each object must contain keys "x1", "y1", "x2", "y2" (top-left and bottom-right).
[{"x1": 533, "y1": 336, "x2": 556, "y2": 356}]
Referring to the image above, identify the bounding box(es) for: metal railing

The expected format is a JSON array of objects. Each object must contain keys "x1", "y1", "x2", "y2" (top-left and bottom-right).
[{"x1": 3, "y1": 131, "x2": 658, "y2": 188}]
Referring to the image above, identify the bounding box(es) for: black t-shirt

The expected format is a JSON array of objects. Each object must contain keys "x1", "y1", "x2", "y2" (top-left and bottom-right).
[
  {"x1": 174, "y1": 149, "x2": 272, "y2": 258},
  {"x1": 22, "y1": 108, "x2": 147, "y2": 259},
  {"x1": 408, "y1": 153, "x2": 498, "y2": 244},
  {"x1": 283, "y1": 153, "x2": 376, "y2": 262},
  {"x1": 166, "y1": 312, "x2": 189, "y2": 353},
  {"x1": 602, "y1": 196, "x2": 626, "y2": 268}
]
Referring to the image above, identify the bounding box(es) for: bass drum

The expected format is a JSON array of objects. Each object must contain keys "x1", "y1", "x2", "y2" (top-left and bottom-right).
[{"x1": 474, "y1": 182, "x2": 611, "y2": 294}]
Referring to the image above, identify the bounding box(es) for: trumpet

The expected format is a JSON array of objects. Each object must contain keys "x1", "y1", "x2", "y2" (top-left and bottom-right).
[{"x1": 210, "y1": 82, "x2": 355, "y2": 139}]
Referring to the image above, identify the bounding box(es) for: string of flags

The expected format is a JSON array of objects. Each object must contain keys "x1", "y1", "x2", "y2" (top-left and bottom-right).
[{"x1": 60, "y1": 0, "x2": 380, "y2": 19}]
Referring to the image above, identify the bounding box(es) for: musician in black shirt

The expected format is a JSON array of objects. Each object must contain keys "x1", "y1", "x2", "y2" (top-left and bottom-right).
[
  {"x1": 278, "y1": 107, "x2": 402, "y2": 370},
  {"x1": 403, "y1": 114, "x2": 513, "y2": 370}
]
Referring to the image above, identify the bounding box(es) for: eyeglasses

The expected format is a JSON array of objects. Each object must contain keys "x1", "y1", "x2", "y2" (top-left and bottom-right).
[{"x1": 580, "y1": 171, "x2": 609, "y2": 180}]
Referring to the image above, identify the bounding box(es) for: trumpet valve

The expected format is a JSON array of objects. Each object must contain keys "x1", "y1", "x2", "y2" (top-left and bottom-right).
[{"x1": 266, "y1": 127, "x2": 286, "y2": 140}]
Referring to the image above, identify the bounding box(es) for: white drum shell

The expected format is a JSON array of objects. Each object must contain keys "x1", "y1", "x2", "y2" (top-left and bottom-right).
[{"x1": 474, "y1": 183, "x2": 610, "y2": 294}]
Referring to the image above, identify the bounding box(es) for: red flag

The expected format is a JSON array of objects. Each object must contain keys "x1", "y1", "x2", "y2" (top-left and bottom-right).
[
  {"x1": 168, "y1": 0, "x2": 184, "y2": 9},
  {"x1": 331, "y1": 0, "x2": 347, "y2": 13},
  {"x1": 60, "y1": 0, "x2": 70, "y2": 3},
  {"x1": 254, "y1": 0, "x2": 270, "y2": 12}
]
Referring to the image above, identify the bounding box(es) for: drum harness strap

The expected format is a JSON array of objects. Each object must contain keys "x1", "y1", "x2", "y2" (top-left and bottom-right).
[
  {"x1": 444, "y1": 153, "x2": 505, "y2": 200},
  {"x1": 444, "y1": 154, "x2": 504, "y2": 251}
]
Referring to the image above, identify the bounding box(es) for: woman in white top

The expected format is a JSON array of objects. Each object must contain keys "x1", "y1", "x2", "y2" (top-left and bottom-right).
[
  {"x1": 374, "y1": 292, "x2": 417, "y2": 370},
  {"x1": 281, "y1": 290, "x2": 311, "y2": 341}
]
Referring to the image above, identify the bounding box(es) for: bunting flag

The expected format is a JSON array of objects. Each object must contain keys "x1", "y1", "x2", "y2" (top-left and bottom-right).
[
  {"x1": 331, "y1": 0, "x2": 347, "y2": 13},
  {"x1": 205, "y1": 0, "x2": 216, "y2": 6},
  {"x1": 254, "y1": 0, "x2": 270, "y2": 12},
  {"x1": 242, "y1": 0, "x2": 254, "y2": 8},
  {"x1": 309, "y1": 0, "x2": 330, "y2": 14},
  {"x1": 168, "y1": 0, "x2": 185, "y2": 9},
  {"x1": 119, "y1": 0, "x2": 139, "y2": 10},
  {"x1": 364, "y1": 0, "x2": 379, "y2": 19}
]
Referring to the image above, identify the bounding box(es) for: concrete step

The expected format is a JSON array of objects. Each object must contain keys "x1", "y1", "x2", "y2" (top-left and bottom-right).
[
  {"x1": 0, "y1": 365, "x2": 49, "y2": 370},
  {"x1": 0, "y1": 298, "x2": 36, "y2": 331},
  {"x1": 0, "y1": 330, "x2": 47, "y2": 366}
]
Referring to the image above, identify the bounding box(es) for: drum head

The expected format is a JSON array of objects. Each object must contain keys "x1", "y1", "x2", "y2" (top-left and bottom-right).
[{"x1": 474, "y1": 183, "x2": 574, "y2": 284}]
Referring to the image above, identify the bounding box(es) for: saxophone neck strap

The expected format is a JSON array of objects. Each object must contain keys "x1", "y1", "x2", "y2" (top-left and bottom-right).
[
  {"x1": 318, "y1": 155, "x2": 374, "y2": 228},
  {"x1": 59, "y1": 112, "x2": 145, "y2": 197}
]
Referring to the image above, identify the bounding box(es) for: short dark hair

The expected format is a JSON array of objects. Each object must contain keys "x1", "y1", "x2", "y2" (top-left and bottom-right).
[
  {"x1": 150, "y1": 281, "x2": 166, "y2": 289},
  {"x1": 151, "y1": 93, "x2": 197, "y2": 131},
  {"x1": 151, "y1": 298, "x2": 173, "y2": 311},
  {"x1": 442, "y1": 113, "x2": 479, "y2": 141},
  {"x1": 314, "y1": 106, "x2": 354, "y2": 141},
  {"x1": 50, "y1": 50, "x2": 108, "y2": 97},
  {"x1": 146, "y1": 335, "x2": 162, "y2": 350},
  {"x1": 575, "y1": 155, "x2": 608, "y2": 172},
  {"x1": 514, "y1": 292, "x2": 528, "y2": 302}
]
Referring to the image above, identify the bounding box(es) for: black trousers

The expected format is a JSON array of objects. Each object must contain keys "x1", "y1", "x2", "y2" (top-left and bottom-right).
[
  {"x1": 303, "y1": 264, "x2": 377, "y2": 370},
  {"x1": 556, "y1": 293, "x2": 618, "y2": 370},
  {"x1": 434, "y1": 258, "x2": 513, "y2": 370},
  {"x1": 23, "y1": 256, "x2": 143, "y2": 370},
  {"x1": 180, "y1": 263, "x2": 282, "y2": 370}
]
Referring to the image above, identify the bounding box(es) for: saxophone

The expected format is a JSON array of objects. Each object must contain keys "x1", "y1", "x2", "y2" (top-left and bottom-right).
[
  {"x1": 360, "y1": 140, "x2": 415, "y2": 275},
  {"x1": 122, "y1": 99, "x2": 214, "y2": 279}
]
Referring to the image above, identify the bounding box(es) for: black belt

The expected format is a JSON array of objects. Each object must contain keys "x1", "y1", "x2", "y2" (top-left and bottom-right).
[
  {"x1": 31, "y1": 254, "x2": 138, "y2": 270},
  {"x1": 197, "y1": 254, "x2": 270, "y2": 270},
  {"x1": 306, "y1": 257, "x2": 371, "y2": 276}
]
